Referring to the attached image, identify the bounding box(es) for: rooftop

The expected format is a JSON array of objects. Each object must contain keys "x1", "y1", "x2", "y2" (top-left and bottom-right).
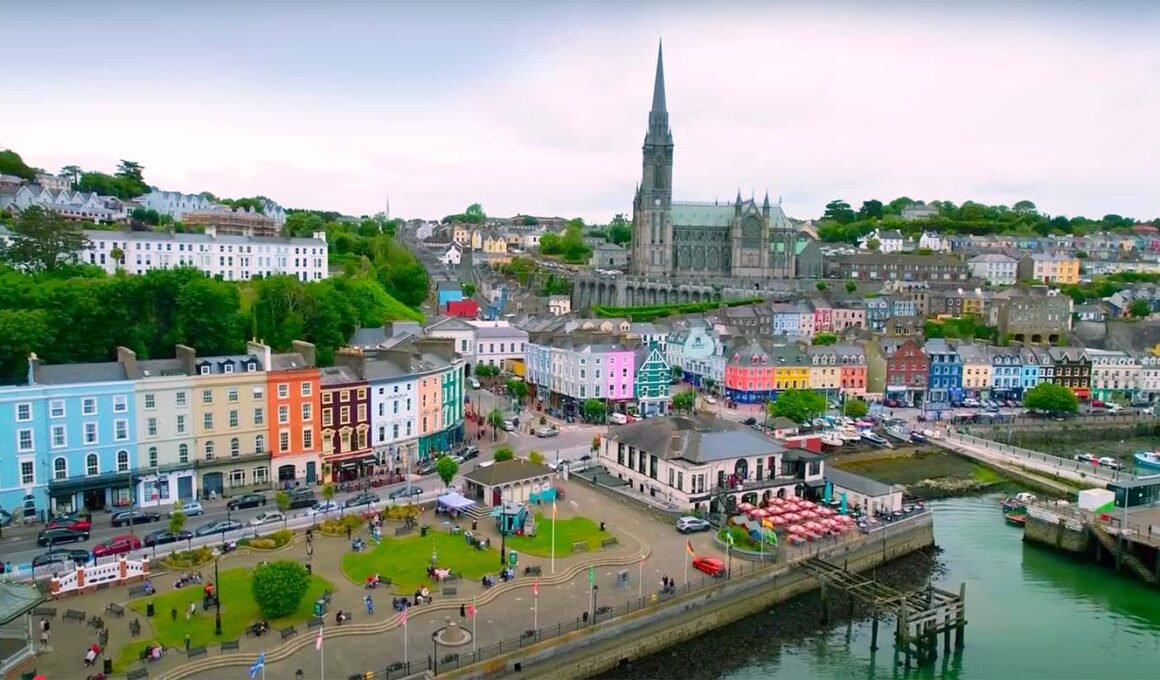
[
  {"x1": 824, "y1": 468, "x2": 899, "y2": 498},
  {"x1": 463, "y1": 459, "x2": 552, "y2": 486},
  {"x1": 607, "y1": 415, "x2": 786, "y2": 464}
]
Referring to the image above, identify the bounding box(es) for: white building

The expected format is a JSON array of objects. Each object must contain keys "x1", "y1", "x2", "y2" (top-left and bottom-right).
[
  {"x1": 139, "y1": 189, "x2": 287, "y2": 224},
  {"x1": 468, "y1": 321, "x2": 528, "y2": 369},
  {"x1": 0, "y1": 185, "x2": 130, "y2": 223},
  {"x1": 1088, "y1": 349, "x2": 1140, "y2": 400},
  {"x1": 967, "y1": 253, "x2": 1018, "y2": 286},
  {"x1": 918, "y1": 231, "x2": 948, "y2": 253},
  {"x1": 425, "y1": 317, "x2": 477, "y2": 366},
  {"x1": 439, "y1": 242, "x2": 462, "y2": 266},
  {"x1": 69, "y1": 227, "x2": 329, "y2": 282},
  {"x1": 859, "y1": 228, "x2": 905, "y2": 254},
  {"x1": 547, "y1": 295, "x2": 571, "y2": 316}
]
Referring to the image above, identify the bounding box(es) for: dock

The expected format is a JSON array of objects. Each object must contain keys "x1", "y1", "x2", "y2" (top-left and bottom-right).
[{"x1": 800, "y1": 557, "x2": 966, "y2": 669}]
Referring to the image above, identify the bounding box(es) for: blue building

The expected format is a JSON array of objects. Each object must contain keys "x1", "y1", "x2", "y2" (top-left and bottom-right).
[
  {"x1": 924, "y1": 339, "x2": 962, "y2": 406},
  {"x1": 1019, "y1": 347, "x2": 1043, "y2": 395},
  {"x1": 436, "y1": 282, "x2": 463, "y2": 309},
  {"x1": 990, "y1": 347, "x2": 1024, "y2": 399},
  {"x1": 0, "y1": 355, "x2": 138, "y2": 520}
]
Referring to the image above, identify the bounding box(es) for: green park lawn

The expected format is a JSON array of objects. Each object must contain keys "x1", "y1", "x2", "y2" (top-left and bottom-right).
[
  {"x1": 341, "y1": 531, "x2": 501, "y2": 593},
  {"x1": 505, "y1": 513, "x2": 608, "y2": 557},
  {"x1": 114, "y1": 567, "x2": 331, "y2": 671}
]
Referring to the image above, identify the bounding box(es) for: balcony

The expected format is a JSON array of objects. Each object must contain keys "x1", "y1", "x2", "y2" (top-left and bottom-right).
[{"x1": 713, "y1": 474, "x2": 803, "y2": 494}]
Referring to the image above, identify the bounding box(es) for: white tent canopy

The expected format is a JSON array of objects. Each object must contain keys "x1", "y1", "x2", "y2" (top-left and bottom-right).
[{"x1": 437, "y1": 492, "x2": 476, "y2": 511}]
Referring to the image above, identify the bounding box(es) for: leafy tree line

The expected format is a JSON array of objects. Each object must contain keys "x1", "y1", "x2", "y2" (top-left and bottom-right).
[
  {"x1": 816, "y1": 196, "x2": 1160, "y2": 244},
  {"x1": 0, "y1": 149, "x2": 39, "y2": 180},
  {"x1": 539, "y1": 219, "x2": 592, "y2": 263},
  {"x1": 591, "y1": 298, "x2": 764, "y2": 322},
  {"x1": 586, "y1": 213, "x2": 632, "y2": 246},
  {"x1": 1059, "y1": 271, "x2": 1160, "y2": 304}
]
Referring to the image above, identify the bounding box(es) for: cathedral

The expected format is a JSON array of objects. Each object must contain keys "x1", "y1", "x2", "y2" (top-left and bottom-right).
[{"x1": 630, "y1": 44, "x2": 796, "y2": 280}]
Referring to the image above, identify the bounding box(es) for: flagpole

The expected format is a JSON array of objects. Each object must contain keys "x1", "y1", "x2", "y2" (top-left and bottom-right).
[
  {"x1": 403, "y1": 613, "x2": 408, "y2": 666},
  {"x1": 684, "y1": 548, "x2": 689, "y2": 587},
  {"x1": 472, "y1": 596, "x2": 477, "y2": 654},
  {"x1": 534, "y1": 590, "x2": 538, "y2": 631},
  {"x1": 551, "y1": 502, "x2": 556, "y2": 574},
  {"x1": 637, "y1": 557, "x2": 643, "y2": 600},
  {"x1": 321, "y1": 630, "x2": 326, "y2": 680}
]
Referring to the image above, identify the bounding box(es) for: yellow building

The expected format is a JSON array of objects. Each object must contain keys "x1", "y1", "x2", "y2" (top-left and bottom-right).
[
  {"x1": 482, "y1": 232, "x2": 508, "y2": 255},
  {"x1": 1019, "y1": 255, "x2": 1080, "y2": 285},
  {"x1": 452, "y1": 225, "x2": 483, "y2": 250},
  {"x1": 957, "y1": 344, "x2": 992, "y2": 396},
  {"x1": 772, "y1": 345, "x2": 811, "y2": 391}
]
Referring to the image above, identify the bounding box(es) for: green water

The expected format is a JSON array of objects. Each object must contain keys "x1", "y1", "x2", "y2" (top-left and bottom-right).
[{"x1": 725, "y1": 496, "x2": 1160, "y2": 680}]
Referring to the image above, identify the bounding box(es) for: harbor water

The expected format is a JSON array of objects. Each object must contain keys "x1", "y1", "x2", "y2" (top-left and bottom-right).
[{"x1": 610, "y1": 496, "x2": 1160, "y2": 679}]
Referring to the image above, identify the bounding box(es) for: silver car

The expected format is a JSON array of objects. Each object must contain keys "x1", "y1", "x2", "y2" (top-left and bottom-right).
[{"x1": 675, "y1": 516, "x2": 711, "y2": 533}]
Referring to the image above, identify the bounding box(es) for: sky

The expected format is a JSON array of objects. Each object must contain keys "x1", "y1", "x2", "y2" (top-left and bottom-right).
[{"x1": 3, "y1": 1, "x2": 1159, "y2": 223}]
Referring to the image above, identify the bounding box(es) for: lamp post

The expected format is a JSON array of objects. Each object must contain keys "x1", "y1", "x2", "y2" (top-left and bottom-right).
[
  {"x1": 499, "y1": 505, "x2": 509, "y2": 566},
  {"x1": 431, "y1": 631, "x2": 440, "y2": 676},
  {"x1": 213, "y1": 556, "x2": 222, "y2": 636}
]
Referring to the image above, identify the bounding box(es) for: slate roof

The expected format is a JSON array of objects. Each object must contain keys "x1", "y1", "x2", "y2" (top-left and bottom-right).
[
  {"x1": 824, "y1": 468, "x2": 897, "y2": 498},
  {"x1": 463, "y1": 459, "x2": 552, "y2": 486},
  {"x1": 269, "y1": 353, "x2": 310, "y2": 371},
  {"x1": 607, "y1": 415, "x2": 785, "y2": 464},
  {"x1": 319, "y1": 365, "x2": 362, "y2": 386},
  {"x1": 0, "y1": 581, "x2": 45, "y2": 626},
  {"x1": 35, "y1": 361, "x2": 129, "y2": 385}
]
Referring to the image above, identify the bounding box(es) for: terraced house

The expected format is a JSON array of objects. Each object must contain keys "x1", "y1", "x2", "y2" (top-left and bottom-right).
[
  {"x1": 1047, "y1": 347, "x2": 1090, "y2": 400},
  {"x1": 632, "y1": 343, "x2": 671, "y2": 417},
  {"x1": 989, "y1": 347, "x2": 1025, "y2": 401},
  {"x1": 924, "y1": 339, "x2": 962, "y2": 406},
  {"x1": 1087, "y1": 349, "x2": 1140, "y2": 403},
  {"x1": 319, "y1": 366, "x2": 372, "y2": 483},
  {"x1": 266, "y1": 343, "x2": 322, "y2": 485},
  {"x1": 957, "y1": 344, "x2": 991, "y2": 400},
  {"x1": 806, "y1": 345, "x2": 842, "y2": 400}
]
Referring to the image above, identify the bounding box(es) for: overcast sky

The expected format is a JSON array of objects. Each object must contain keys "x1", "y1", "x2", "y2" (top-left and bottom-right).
[{"x1": 3, "y1": 1, "x2": 1159, "y2": 223}]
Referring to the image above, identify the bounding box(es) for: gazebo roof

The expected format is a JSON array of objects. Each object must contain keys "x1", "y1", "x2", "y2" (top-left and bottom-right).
[
  {"x1": 463, "y1": 459, "x2": 551, "y2": 487},
  {"x1": 0, "y1": 581, "x2": 45, "y2": 625}
]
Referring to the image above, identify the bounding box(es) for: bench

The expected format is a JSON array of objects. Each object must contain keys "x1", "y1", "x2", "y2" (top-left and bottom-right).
[
  {"x1": 394, "y1": 525, "x2": 412, "y2": 536},
  {"x1": 220, "y1": 640, "x2": 240, "y2": 653},
  {"x1": 280, "y1": 626, "x2": 298, "y2": 641},
  {"x1": 186, "y1": 645, "x2": 207, "y2": 659},
  {"x1": 442, "y1": 586, "x2": 458, "y2": 596},
  {"x1": 128, "y1": 584, "x2": 151, "y2": 598},
  {"x1": 443, "y1": 572, "x2": 461, "y2": 582},
  {"x1": 524, "y1": 565, "x2": 542, "y2": 577},
  {"x1": 600, "y1": 537, "x2": 619, "y2": 548},
  {"x1": 33, "y1": 607, "x2": 57, "y2": 618},
  {"x1": 307, "y1": 617, "x2": 324, "y2": 630},
  {"x1": 127, "y1": 668, "x2": 149, "y2": 680},
  {"x1": 596, "y1": 605, "x2": 612, "y2": 616},
  {"x1": 571, "y1": 541, "x2": 588, "y2": 553},
  {"x1": 63, "y1": 609, "x2": 86, "y2": 623},
  {"x1": 106, "y1": 603, "x2": 126, "y2": 618}
]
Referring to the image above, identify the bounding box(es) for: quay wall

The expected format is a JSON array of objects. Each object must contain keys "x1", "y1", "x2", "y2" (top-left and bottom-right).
[
  {"x1": 444, "y1": 514, "x2": 935, "y2": 680},
  {"x1": 1023, "y1": 513, "x2": 1089, "y2": 554}
]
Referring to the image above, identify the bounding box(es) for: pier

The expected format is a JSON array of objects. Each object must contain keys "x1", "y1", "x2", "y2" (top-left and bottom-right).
[{"x1": 800, "y1": 557, "x2": 966, "y2": 669}]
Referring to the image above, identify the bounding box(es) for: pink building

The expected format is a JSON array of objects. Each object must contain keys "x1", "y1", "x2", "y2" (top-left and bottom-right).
[
  {"x1": 832, "y1": 306, "x2": 866, "y2": 332},
  {"x1": 605, "y1": 348, "x2": 636, "y2": 402},
  {"x1": 812, "y1": 301, "x2": 833, "y2": 333}
]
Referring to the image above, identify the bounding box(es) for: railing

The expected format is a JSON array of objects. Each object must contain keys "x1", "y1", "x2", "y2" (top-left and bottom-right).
[{"x1": 943, "y1": 431, "x2": 1134, "y2": 482}]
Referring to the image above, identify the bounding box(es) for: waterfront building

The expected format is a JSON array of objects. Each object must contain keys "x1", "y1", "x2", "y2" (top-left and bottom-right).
[
  {"x1": 265, "y1": 344, "x2": 322, "y2": 485},
  {"x1": 884, "y1": 339, "x2": 928, "y2": 407},
  {"x1": 988, "y1": 347, "x2": 1024, "y2": 400},
  {"x1": 665, "y1": 321, "x2": 718, "y2": 386},
  {"x1": 806, "y1": 345, "x2": 842, "y2": 400},
  {"x1": 335, "y1": 349, "x2": 420, "y2": 472},
  {"x1": 1046, "y1": 347, "x2": 1090, "y2": 400},
  {"x1": 772, "y1": 344, "x2": 811, "y2": 394},
  {"x1": 598, "y1": 415, "x2": 824, "y2": 513},
  {"x1": 823, "y1": 468, "x2": 904, "y2": 514},
  {"x1": 957, "y1": 344, "x2": 991, "y2": 400},
  {"x1": 835, "y1": 344, "x2": 868, "y2": 399},
  {"x1": 924, "y1": 339, "x2": 962, "y2": 406},
  {"x1": 633, "y1": 343, "x2": 671, "y2": 417},
  {"x1": 1087, "y1": 349, "x2": 1140, "y2": 403},
  {"x1": 1138, "y1": 353, "x2": 1160, "y2": 405},
  {"x1": 318, "y1": 365, "x2": 372, "y2": 483},
  {"x1": 1018, "y1": 346, "x2": 1043, "y2": 395}
]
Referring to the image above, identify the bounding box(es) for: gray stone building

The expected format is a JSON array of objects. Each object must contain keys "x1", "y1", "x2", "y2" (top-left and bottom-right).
[
  {"x1": 988, "y1": 286, "x2": 1073, "y2": 345},
  {"x1": 827, "y1": 253, "x2": 969, "y2": 283},
  {"x1": 630, "y1": 44, "x2": 796, "y2": 280},
  {"x1": 590, "y1": 241, "x2": 629, "y2": 270}
]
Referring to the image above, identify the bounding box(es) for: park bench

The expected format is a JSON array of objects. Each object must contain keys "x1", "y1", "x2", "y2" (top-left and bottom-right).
[
  {"x1": 33, "y1": 607, "x2": 56, "y2": 618},
  {"x1": 128, "y1": 584, "x2": 151, "y2": 598},
  {"x1": 106, "y1": 602, "x2": 126, "y2": 617},
  {"x1": 307, "y1": 617, "x2": 324, "y2": 630},
  {"x1": 571, "y1": 541, "x2": 588, "y2": 553},
  {"x1": 444, "y1": 572, "x2": 461, "y2": 582},
  {"x1": 600, "y1": 537, "x2": 619, "y2": 548},
  {"x1": 220, "y1": 640, "x2": 240, "y2": 653},
  {"x1": 394, "y1": 525, "x2": 412, "y2": 536},
  {"x1": 63, "y1": 609, "x2": 86, "y2": 623},
  {"x1": 186, "y1": 645, "x2": 207, "y2": 659},
  {"x1": 524, "y1": 565, "x2": 542, "y2": 577},
  {"x1": 442, "y1": 586, "x2": 458, "y2": 597},
  {"x1": 126, "y1": 668, "x2": 149, "y2": 680},
  {"x1": 280, "y1": 626, "x2": 298, "y2": 641}
]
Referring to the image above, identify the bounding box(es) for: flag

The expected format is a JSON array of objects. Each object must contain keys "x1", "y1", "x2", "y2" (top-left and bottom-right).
[
  {"x1": 249, "y1": 652, "x2": 265, "y2": 679},
  {"x1": 587, "y1": 565, "x2": 595, "y2": 584},
  {"x1": 400, "y1": 608, "x2": 408, "y2": 625},
  {"x1": 552, "y1": 500, "x2": 557, "y2": 518},
  {"x1": 315, "y1": 626, "x2": 323, "y2": 651},
  {"x1": 466, "y1": 603, "x2": 475, "y2": 618},
  {"x1": 686, "y1": 539, "x2": 695, "y2": 556},
  {"x1": 533, "y1": 579, "x2": 539, "y2": 597}
]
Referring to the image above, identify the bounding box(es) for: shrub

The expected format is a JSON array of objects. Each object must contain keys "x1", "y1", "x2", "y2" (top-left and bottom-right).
[
  {"x1": 319, "y1": 515, "x2": 364, "y2": 535},
  {"x1": 251, "y1": 560, "x2": 310, "y2": 619},
  {"x1": 384, "y1": 504, "x2": 420, "y2": 521},
  {"x1": 270, "y1": 529, "x2": 292, "y2": 547},
  {"x1": 250, "y1": 538, "x2": 277, "y2": 550},
  {"x1": 163, "y1": 546, "x2": 213, "y2": 569}
]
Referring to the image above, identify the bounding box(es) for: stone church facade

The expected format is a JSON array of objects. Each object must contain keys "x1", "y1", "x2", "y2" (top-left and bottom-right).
[{"x1": 630, "y1": 44, "x2": 796, "y2": 280}]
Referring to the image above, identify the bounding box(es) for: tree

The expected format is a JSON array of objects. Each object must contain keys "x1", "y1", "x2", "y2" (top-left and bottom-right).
[
  {"x1": 251, "y1": 560, "x2": 311, "y2": 619},
  {"x1": 116, "y1": 160, "x2": 144, "y2": 183},
  {"x1": 858, "y1": 200, "x2": 884, "y2": 220},
  {"x1": 436, "y1": 456, "x2": 459, "y2": 488},
  {"x1": 672, "y1": 390, "x2": 695, "y2": 413},
  {"x1": 823, "y1": 200, "x2": 856, "y2": 224},
  {"x1": 60, "y1": 164, "x2": 83, "y2": 188},
  {"x1": 816, "y1": 281, "x2": 827, "y2": 291},
  {"x1": 493, "y1": 446, "x2": 514, "y2": 462},
  {"x1": 867, "y1": 238, "x2": 881, "y2": 251},
  {"x1": 0, "y1": 205, "x2": 90, "y2": 272},
  {"x1": 275, "y1": 490, "x2": 291, "y2": 529},
  {"x1": 812, "y1": 332, "x2": 838, "y2": 346},
  {"x1": 1129, "y1": 298, "x2": 1152, "y2": 318},
  {"x1": 1023, "y1": 382, "x2": 1078, "y2": 414},
  {"x1": 767, "y1": 389, "x2": 827, "y2": 424},
  {"x1": 1013, "y1": 200, "x2": 1038, "y2": 214},
  {"x1": 582, "y1": 398, "x2": 606, "y2": 423},
  {"x1": 168, "y1": 506, "x2": 188, "y2": 548},
  {"x1": 475, "y1": 364, "x2": 499, "y2": 380},
  {"x1": 462, "y1": 282, "x2": 476, "y2": 297},
  {"x1": 608, "y1": 214, "x2": 632, "y2": 245},
  {"x1": 843, "y1": 399, "x2": 869, "y2": 418},
  {"x1": 845, "y1": 281, "x2": 857, "y2": 293},
  {"x1": 671, "y1": 365, "x2": 683, "y2": 381},
  {"x1": 506, "y1": 379, "x2": 529, "y2": 407},
  {"x1": 538, "y1": 233, "x2": 562, "y2": 255},
  {"x1": 702, "y1": 378, "x2": 716, "y2": 393},
  {"x1": 528, "y1": 450, "x2": 544, "y2": 465},
  {"x1": 321, "y1": 484, "x2": 336, "y2": 514},
  {"x1": 0, "y1": 149, "x2": 37, "y2": 180},
  {"x1": 487, "y1": 408, "x2": 505, "y2": 441}
]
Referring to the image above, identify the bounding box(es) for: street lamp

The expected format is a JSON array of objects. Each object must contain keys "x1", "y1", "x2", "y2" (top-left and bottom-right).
[
  {"x1": 498, "y1": 505, "x2": 509, "y2": 566},
  {"x1": 213, "y1": 556, "x2": 222, "y2": 636}
]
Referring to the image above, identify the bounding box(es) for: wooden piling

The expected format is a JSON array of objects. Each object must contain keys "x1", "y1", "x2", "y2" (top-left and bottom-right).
[
  {"x1": 955, "y1": 582, "x2": 967, "y2": 649},
  {"x1": 870, "y1": 609, "x2": 880, "y2": 652}
]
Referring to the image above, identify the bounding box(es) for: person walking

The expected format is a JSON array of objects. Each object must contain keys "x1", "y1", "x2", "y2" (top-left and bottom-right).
[{"x1": 364, "y1": 594, "x2": 374, "y2": 615}]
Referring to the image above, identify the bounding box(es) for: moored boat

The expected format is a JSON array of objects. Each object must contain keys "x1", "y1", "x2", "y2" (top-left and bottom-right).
[
  {"x1": 909, "y1": 431, "x2": 928, "y2": 443},
  {"x1": 1133, "y1": 450, "x2": 1160, "y2": 472},
  {"x1": 1000, "y1": 492, "x2": 1037, "y2": 512},
  {"x1": 1004, "y1": 512, "x2": 1027, "y2": 526},
  {"x1": 820, "y1": 433, "x2": 844, "y2": 448},
  {"x1": 884, "y1": 428, "x2": 911, "y2": 442}
]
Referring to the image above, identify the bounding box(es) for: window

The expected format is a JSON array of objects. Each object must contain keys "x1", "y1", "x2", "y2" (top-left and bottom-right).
[
  {"x1": 357, "y1": 404, "x2": 367, "y2": 422},
  {"x1": 357, "y1": 388, "x2": 367, "y2": 401},
  {"x1": 229, "y1": 410, "x2": 239, "y2": 428},
  {"x1": 322, "y1": 409, "x2": 332, "y2": 427},
  {"x1": 255, "y1": 434, "x2": 265, "y2": 453},
  {"x1": 228, "y1": 388, "x2": 239, "y2": 403},
  {"x1": 301, "y1": 381, "x2": 312, "y2": 397},
  {"x1": 176, "y1": 391, "x2": 187, "y2": 407},
  {"x1": 81, "y1": 397, "x2": 97, "y2": 415},
  {"x1": 277, "y1": 384, "x2": 289, "y2": 399},
  {"x1": 278, "y1": 405, "x2": 289, "y2": 424},
  {"x1": 86, "y1": 453, "x2": 99, "y2": 476},
  {"x1": 16, "y1": 403, "x2": 32, "y2": 422},
  {"x1": 279, "y1": 431, "x2": 290, "y2": 452},
  {"x1": 148, "y1": 446, "x2": 158, "y2": 468},
  {"x1": 230, "y1": 438, "x2": 240, "y2": 457},
  {"x1": 175, "y1": 414, "x2": 186, "y2": 434},
  {"x1": 84, "y1": 422, "x2": 98, "y2": 445},
  {"x1": 51, "y1": 425, "x2": 66, "y2": 448},
  {"x1": 322, "y1": 391, "x2": 333, "y2": 405},
  {"x1": 53, "y1": 457, "x2": 67, "y2": 480},
  {"x1": 17, "y1": 429, "x2": 33, "y2": 452},
  {"x1": 202, "y1": 389, "x2": 213, "y2": 404},
  {"x1": 205, "y1": 441, "x2": 215, "y2": 460},
  {"x1": 302, "y1": 403, "x2": 312, "y2": 421},
  {"x1": 254, "y1": 408, "x2": 265, "y2": 425},
  {"x1": 147, "y1": 417, "x2": 158, "y2": 437},
  {"x1": 144, "y1": 393, "x2": 156, "y2": 409},
  {"x1": 49, "y1": 400, "x2": 65, "y2": 418},
  {"x1": 113, "y1": 395, "x2": 128, "y2": 413},
  {"x1": 117, "y1": 450, "x2": 130, "y2": 472},
  {"x1": 252, "y1": 386, "x2": 264, "y2": 401},
  {"x1": 303, "y1": 429, "x2": 314, "y2": 449},
  {"x1": 19, "y1": 459, "x2": 34, "y2": 485},
  {"x1": 340, "y1": 406, "x2": 350, "y2": 423},
  {"x1": 203, "y1": 413, "x2": 214, "y2": 430},
  {"x1": 179, "y1": 444, "x2": 189, "y2": 464}
]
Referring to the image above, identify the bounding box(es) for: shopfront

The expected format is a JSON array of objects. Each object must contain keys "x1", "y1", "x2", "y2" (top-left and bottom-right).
[{"x1": 136, "y1": 468, "x2": 198, "y2": 507}]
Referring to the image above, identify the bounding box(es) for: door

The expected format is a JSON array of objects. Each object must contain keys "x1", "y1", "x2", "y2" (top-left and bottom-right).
[
  {"x1": 83, "y1": 488, "x2": 106, "y2": 512},
  {"x1": 177, "y1": 476, "x2": 194, "y2": 501},
  {"x1": 278, "y1": 465, "x2": 296, "y2": 482},
  {"x1": 305, "y1": 462, "x2": 317, "y2": 484},
  {"x1": 491, "y1": 487, "x2": 501, "y2": 507},
  {"x1": 203, "y1": 472, "x2": 224, "y2": 500}
]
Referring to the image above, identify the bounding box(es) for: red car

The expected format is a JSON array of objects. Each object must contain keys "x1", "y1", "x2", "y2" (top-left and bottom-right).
[
  {"x1": 47, "y1": 517, "x2": 93, "y2": 532},
  {"x1": 92, "y1": 534, "x2": 142, "y2": 558},
  {"x1": 692, "y1": 556, "x2": 726, "y2": 577}
]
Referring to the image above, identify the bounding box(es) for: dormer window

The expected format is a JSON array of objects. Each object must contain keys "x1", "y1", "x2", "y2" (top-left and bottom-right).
[
  {"x1": 199, "y1": 365, "x2": 210, "y2": 375},
  {"x1": 223, "y1": 364, "x2": 234, "y2": 374},
  {"x1": 247, "y1": 363, "x2": 257, "y2": 372}
]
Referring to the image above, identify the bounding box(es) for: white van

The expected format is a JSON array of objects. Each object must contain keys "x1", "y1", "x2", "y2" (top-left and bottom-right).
[
  {"x1": 468, "y1": 377, "x2": 481, "y2": 390},
  {"x1": 609, "y1": 412, "x2": 628, "y2": 425}
]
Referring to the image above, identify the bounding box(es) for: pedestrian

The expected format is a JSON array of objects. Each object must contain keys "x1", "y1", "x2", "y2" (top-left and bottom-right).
[
  {"x1": 39, "y1": 617, "x2": 49, "y2": 635},
  {"x1": 187, "y1": 602, "x2": 196, "y2": 620},
  {"x1": 460, "y1": 603, "x2": 466, "y2": 618},
  {"x1": 39, "y1": 628, "x2": 49, "y2": 648},
  {"x1": 185, "y1": 633, "x2": 191, "y2": 652},
  {"x1": 364, "y1": 594, "x2": 374, "y2": 615},
  {"x1": 171, "y1": 607, "x2": 178, "y2": 621}
]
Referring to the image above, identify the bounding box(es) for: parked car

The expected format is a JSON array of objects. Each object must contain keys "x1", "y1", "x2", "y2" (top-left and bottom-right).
[
  {"x1": 692, "y1": 556, "x2": 726, "y2": 577},
  {"x1": 37, "y1": 527, "x2": 90, "y2": 546},
  {"x1": 170, "y1": 501, "x2": 205, "y2": 518},
  {"x1": 193, "y1": 519, "x2": 243, "y2": 537},
  {"x1": 1074, "y1": 453, "x2": 1095, "y2": 463},
  {"x1": 461, "y1": 446, "x2": 480, "y2": 462},
  {"x1": 110, "y1": 510, "x2": 161, "y2": 527},
  {"x1": 675, "y1": 516, "x2": 711, "y2": 533},
  {"x1": 47, "y1": 516, "x2": 93, "y2": 532},
  {"x1": 287, "y1": 493, "x2": 317, "y2": 510},
  {"x1": 468, "y1": 377, "x2": 481, "y2": 389},
  {"x1": 578, "y1": 454, "x2": 593, "y2": 463},
  {"x1": 248, "y1": 511, "x2": 285, "y2": 527},
  {"x1": 1098, "y1": 457, "x2": 1122, "y2": 470},
  {"x1": 143, "y1": 529, "x2": 194, "y2": 547},
  {"x1": 32, "y1": 549, "x2": 91, "y2": 569},
  {"x1": 345, "y1": 492, "x2": 380, "y2": 507},
  {"x1": 536, "y1": 427, "x2": 559, "y2": 438},
  {"x1": 502, "y1": 420, "x2": 516, "y2": 432},
  {"x1": 388, "y1": 486, "x2": 423, "y2": 501},
  {"x1": 742, "y1": 417, "x2": 757, "y2": 426},
  {"x1": 310, "y1": 501, "x2": 342, "y2": 516},
  {"x1": 227, "y1": 493, "x2": 268, "y2": 511},
  {"x1": 703, "y1": 395, "x2": 717, "y2": 405},
  {"x1": 92, "y1": 534, "x2": 142, "y2": 558}
]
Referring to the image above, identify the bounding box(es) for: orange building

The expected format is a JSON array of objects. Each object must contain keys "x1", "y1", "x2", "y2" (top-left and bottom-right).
[{"x1": 265, "y1": 341, "x2": 322, "y2": 484}]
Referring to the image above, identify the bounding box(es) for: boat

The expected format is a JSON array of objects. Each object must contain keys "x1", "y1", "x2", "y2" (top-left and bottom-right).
[
  {"x1": 1004, "y1": 512, "x2": 1027, "y2": 527},
  {"x1": 820, "y1": 432, "x2": 844, "y2": 448},
  {"x1": 837, "y1": 428, "x2": 862, "y2": 443},
  {"x1": 909, "y1": 431, "x2": 928, "y2": 444},
  {"x1": 884, "y1": 428, "x2": 911, "y2": 443},
  {"x1": 861, "y1": 432, "x2": 891, "y2": 447},
  {"x1": 1133, "y1": 450, "x2": 1160, "y2": 472},
  {"x1": 1000, "y1": 492, "x2": 1037, "y2": 512}
]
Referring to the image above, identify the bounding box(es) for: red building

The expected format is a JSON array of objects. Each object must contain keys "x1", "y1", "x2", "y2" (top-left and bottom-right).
[
  {"x1": 885, "y1": 339, "x2": 928, "y2": 407},
  {"x1": 445, "y1": 299, "x2": 479, "y2": 318}
]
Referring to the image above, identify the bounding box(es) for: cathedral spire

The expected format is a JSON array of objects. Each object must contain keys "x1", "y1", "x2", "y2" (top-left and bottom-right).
[{"x1": 651, "y1": 40, "x2": 667, "y2": 114}]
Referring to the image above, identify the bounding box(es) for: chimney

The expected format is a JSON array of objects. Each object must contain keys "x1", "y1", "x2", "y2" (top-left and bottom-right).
[
  {"x1": 247, "y1": 338, "x2": 272, "y2": 370},
  {"x1": 175, "y1": 344, "x2": 197, "y2": 376},
  {"x1": 292, "y1": 340, "x2": 317, "y2": 368},
  {"x1": 116, "y1": 346, "x2": 138, "y2": 378},
  {"x1": 27, "y1": 352, "x2": 40, "y2": 386}
]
